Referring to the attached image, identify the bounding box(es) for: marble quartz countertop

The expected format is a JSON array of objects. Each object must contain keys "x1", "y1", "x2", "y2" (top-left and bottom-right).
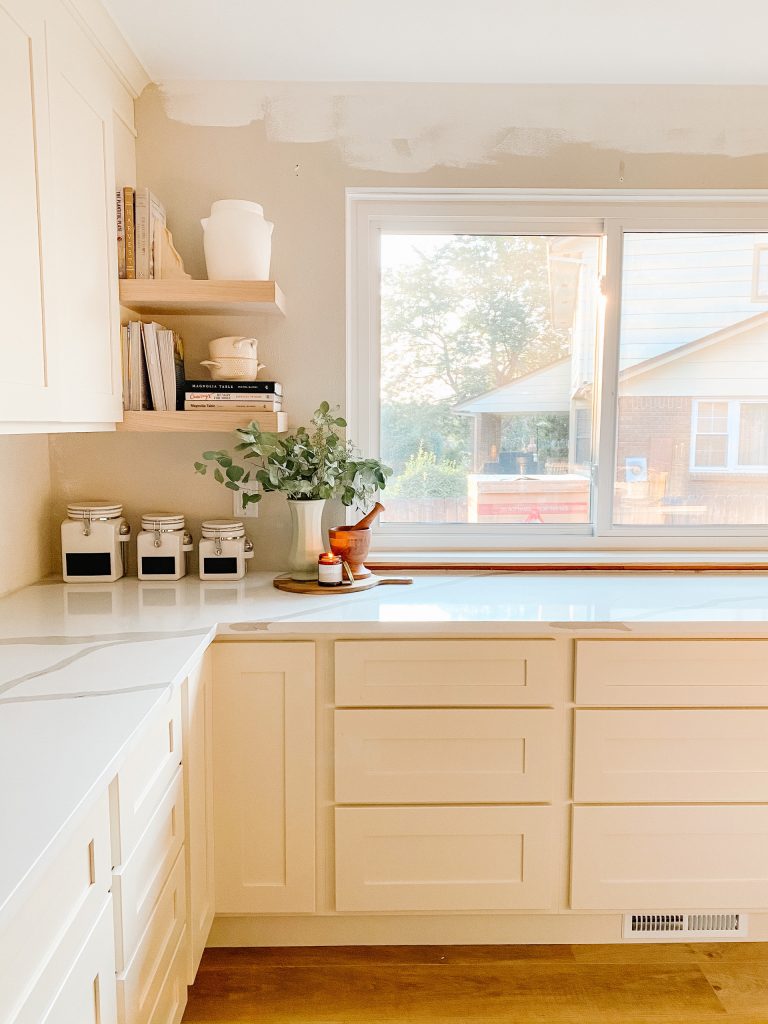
[{"x1": 4, "y1": 569, "x2": 768, "y2": 925}]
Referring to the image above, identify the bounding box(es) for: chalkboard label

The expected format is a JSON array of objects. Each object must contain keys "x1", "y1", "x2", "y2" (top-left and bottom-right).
[
  {"x1": 65, "y1": 552, "x2": 112, "y2": 577},
  {"x1": 203, "y1": 557, "x2": 238, "y2": 575},
  {"x1": 141, "y1": 556, "x2": 176, "y2": 576}
]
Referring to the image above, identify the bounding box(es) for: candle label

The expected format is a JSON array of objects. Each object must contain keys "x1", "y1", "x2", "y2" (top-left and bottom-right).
[{"x1": 318, "y1": 558, "x2": 343, "y2": 586}]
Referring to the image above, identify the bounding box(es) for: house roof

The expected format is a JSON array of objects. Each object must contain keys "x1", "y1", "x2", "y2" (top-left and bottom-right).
[
  {"x1": 453, "y1": 358, "x2": 572, "y2": 415},
  {"x1": 454, "y1": 310, "x2": 768, "y2": 416}
]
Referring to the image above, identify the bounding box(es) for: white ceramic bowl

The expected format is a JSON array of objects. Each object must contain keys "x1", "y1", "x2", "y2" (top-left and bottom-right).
[{"x1": 200, "y1": 356, "x2": 263, "y2": 381}]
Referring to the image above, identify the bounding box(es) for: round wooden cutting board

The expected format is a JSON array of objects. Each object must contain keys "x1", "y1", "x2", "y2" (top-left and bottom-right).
[{"x1": 273, "y1": 573, "x2": 412, "y2": 595}]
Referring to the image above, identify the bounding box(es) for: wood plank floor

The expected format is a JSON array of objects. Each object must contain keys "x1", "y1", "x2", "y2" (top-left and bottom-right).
[{"x1": 182, "y1": 943, "x2": 768, "y2": 1023}]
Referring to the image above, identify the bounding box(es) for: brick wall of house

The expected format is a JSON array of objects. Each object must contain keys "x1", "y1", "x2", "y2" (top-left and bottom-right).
[
  {"x1": 617, "y1": 396, "x2": 692, "y2": 495},
  {"x1": 617, "y1": 395, "x2": 768, "y2": 524}
]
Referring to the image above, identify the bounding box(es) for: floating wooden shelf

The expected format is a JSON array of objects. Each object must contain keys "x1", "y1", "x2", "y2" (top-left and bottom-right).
[
  {"x1": 116, "y1": 410, "x2": 288, "y2": 433},
  {"x1": 118, "y1": 279, "x2": 286, "y2": 316}
]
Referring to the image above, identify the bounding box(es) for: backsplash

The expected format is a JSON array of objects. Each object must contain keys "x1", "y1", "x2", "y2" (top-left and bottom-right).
[{"x1": 0, "y1": 436, "x2": 53, "y2": 596}]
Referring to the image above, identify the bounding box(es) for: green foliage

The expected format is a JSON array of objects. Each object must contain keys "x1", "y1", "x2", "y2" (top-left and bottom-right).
[
  {"x1": 381, "y1": 401, "x2": 471, "y2": 474},
  {"x1": 381, "y1": 235, "x2": 571, "y2": 405},
  {"x1": 388, "y1": 445, "x2": 466, "y2": 499},
  {"x1": 194, "y1": 402, "x2": 392, "y2": 509}
]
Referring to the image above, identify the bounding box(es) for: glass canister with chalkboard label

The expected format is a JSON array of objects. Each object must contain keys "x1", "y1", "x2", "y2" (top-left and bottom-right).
[
  {"x1": 61, "y1": 501, "x2": 130, "y2": 583},
  {"x1": 137, "y1": 513, "x2": 193, "y2": 581},
  {"x1": 198, "y1": 520, "x2": 253, "y2": 580}
]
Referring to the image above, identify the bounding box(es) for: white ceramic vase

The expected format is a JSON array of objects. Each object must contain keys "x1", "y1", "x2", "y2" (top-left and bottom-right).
[
  {"x1": 286, "y1": 499, "x2": 326, "y2": 580},
  {"x1": 201, "y1": 200, "x2": 274, "y2": 280}
]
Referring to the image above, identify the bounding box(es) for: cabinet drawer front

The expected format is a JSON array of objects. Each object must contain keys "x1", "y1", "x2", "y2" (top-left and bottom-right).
[
  {"x1": 571, "y1": 805, "x2": 768, "y2": 910},
  {"x1": 115, "y1": 687, "x2": 182, "y2": 864},
  {"x1": 116, "y1": 851, "x2": 186, "y2": 1024},
  {"x1": 335, "y1": 709, "x2": 556, "y2": 804},
  {"x1": 335, "y1": 806, "x2": 554, "y2": 912},
  {"x1": 335, "y1": 640, "x2": 560, "y2": 707},
  {"x1": 13, "y1": 898, "x2": 117, "y2": 1024},
  {"x1": 113, "y1": 769, "x2": 185, "y2": 971},
  {"x1": 576, "y1": 640, "x2": 768, "y2": 706},
  {"x1": 575, "y1": 709, "x2": 768, "y2": 803},
  {"x1": 142, "y1": 931, "x2": 187, "y2": 1024},
  {"x1": 0, "y1": 793, "x2": 111, "y2": 1023}
]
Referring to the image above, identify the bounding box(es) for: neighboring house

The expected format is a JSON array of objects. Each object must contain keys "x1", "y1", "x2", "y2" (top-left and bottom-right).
[{"x1": 454, "y1": 235, "x2": 768, "y2": 524}]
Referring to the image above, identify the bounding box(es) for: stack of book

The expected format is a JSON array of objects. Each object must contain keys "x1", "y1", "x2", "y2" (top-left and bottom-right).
[
  {"x1": 184, "y1": 380, "x2": 285, "y2": 430},
  {"x1": 121, "y1": 321, "x2": 185, "y2": 411},
  {"x1": 117, "y1": 187, "x2": 166, "y2": 279}
]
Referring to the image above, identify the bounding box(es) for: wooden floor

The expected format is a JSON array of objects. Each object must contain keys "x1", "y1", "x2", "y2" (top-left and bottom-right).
[{"x1": 182, "y1": 943, "x2": 768, "y2": 1023}]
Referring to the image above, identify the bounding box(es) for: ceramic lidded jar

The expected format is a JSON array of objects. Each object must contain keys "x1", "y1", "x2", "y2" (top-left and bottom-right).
[{"x1": 201, "y1": 200, "x2": 274, "y2": 280}]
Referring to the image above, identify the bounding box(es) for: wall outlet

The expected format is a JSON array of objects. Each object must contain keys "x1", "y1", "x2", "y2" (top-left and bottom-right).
[{"x1": 233, "y1": 483, "x2": 259, "y2": 518}]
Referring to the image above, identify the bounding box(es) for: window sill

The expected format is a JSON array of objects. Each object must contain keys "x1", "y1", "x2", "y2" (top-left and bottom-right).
[{"x1": 368, "y1": 550, "x2": 768, "y2": 571}]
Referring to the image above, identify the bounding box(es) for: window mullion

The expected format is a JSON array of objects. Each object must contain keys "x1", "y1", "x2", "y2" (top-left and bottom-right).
[
  {"x1": 594, "y1": 219, "x2": 623, "y2": 537},
  {"x1": 728, "y1": 400, "x2": 741, "y2": 471}
]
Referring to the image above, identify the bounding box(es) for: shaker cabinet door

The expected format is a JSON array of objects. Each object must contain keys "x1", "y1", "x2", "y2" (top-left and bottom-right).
[
  {"x1": 0, "y1": 0, "x2": 57, "y2": 422},
  {"x1": 44, "y1": 5, "x2": 123, "y2": 423},
  {"x1": 212, "y1": 642, "x2": 316, "y2": 913}
]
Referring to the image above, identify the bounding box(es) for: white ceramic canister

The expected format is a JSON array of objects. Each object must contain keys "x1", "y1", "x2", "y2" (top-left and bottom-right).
[
  {"x1": 61, "y1": 501, "x2": 130, "y2": 583},
  {"x1": 137, "y1": 513, "x2": 193, "y2": 581},
  {"x1": 198, "y1": 520, "x2": 253, "y2": 580},
  {"x1": 201, "y1": 200, "x2": 274, "y2": 281}
]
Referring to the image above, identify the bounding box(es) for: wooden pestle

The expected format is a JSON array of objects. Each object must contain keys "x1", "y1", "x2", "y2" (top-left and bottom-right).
[{"x1": 351, "y1": 502, "x2": 384, "y2": 530}]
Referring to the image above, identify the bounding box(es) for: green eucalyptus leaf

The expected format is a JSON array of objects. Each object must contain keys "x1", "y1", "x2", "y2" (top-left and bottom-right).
[
  {"x1": 213, "y1": 468, "x2": 224, "y2": 483},
  {"x1": 226, "y1": 465, "x2": 245, "y2": 482}
]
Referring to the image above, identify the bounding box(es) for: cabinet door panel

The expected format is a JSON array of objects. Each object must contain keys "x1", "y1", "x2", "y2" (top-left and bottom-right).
[
  {"x1": 0, "y1": 1, "x2": 56, "y2": 419},
  {"x1": 575, "y1": 709, "x2": 768, "y2": 803},
  {"x1": 336, "y1": 708, "x2": 556, "y2": 804},
  {"x1": 45, "y1": 8, "x2": 121, "y2": 423},
  {"x1": 183, "y1": 654, "x2": 215, "y2": 981},
  {"x1": 335, "y1": 640, "x2": 561, "y2": 707},
  {"x1": 0, "y1": 792, "x2": 111, "y2": 1024},
  {"x1": 576, "y1": 639, "x2": 768, "y2": 706},
  {"x1": 113, "y1": 686, "x2": 183, "y2": 865},
  {"x1": 571, "y1": 805, "x2": 768, "y2": 910},
  {"x1": 336, "y1": 805, "x2": 554, "y2": 912},
  {"x1": 13, "y1": 898, "x2": 117, "y2": 1024},
  {"x1": 212, "y1": 642, "x2": 316, "y2": 913}
]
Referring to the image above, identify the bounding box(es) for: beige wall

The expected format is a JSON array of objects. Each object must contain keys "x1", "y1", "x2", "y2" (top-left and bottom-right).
[
  {"x1": 0, "y1": 436, "x2": 52, "y2": 596},
  {"x1": 47, "y1": 82, "x2": 768, "y2": 571}
]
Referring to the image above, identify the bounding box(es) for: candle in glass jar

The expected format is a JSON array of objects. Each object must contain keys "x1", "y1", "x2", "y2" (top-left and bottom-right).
[{"x1": 318, "y1": 552, "x2": 343, "y2": 586}]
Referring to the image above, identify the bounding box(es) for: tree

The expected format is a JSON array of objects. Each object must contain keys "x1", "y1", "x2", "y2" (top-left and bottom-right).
[{"x1": 381, "y1": 235, "x2": 571, "y2": 407}]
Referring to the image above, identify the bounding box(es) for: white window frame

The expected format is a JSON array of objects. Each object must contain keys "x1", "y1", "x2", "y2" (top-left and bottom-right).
[
  {"x1": 347, "y1": 188, "x2": 768, "y2": 557},
  {"x1": 691, "y1": 399, "x2": 768, "y2": 474}
]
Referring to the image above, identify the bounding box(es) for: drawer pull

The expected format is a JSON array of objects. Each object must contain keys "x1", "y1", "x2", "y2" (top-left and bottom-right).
[
  {"x1": 168, "y1": 718, "x2": 174, "y2": 754},
  {"x1": 93, "y1": 975, "x2": 101, "y2": 1024},
  {"x1": 88, "y1": 838, "x2": 96, "y2": 886}
]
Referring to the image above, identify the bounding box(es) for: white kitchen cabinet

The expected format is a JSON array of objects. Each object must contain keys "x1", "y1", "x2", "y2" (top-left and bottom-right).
[
  {"x1": 183, "y1": 653, "x2": 215, "y2": 981},
  {"x1": 0, "y1": 0, "x2": 136, "y2": 430},
  {"x1": 45, "y1": 2, "x2": 124, "y2": 424},
  {"x1": 335, "y1": 639, "x2": 562, "y2": 707},
  {"x1": 111, "y1": 686, "x2": 183, "y2": 865},
  {"x1": 335, "y1": 708, "x2": 556, "y2": 804},
  {"x1": 571, "y1": 804, "x2": 768, "y2": 911},
  {"x1": 335, "y1": 805, "x2": 555, "y2": 912},
  {"x1": 1, "y1": 793, "x2": 112, "y2": 1023},
  {"x1": 212, "y1": 642, "x2": 316, "y2": 913},
  {"x1": 0, "y1": 0, "x2": 57, "y2": 422},
  {"x1": 575, "y1": 639, "x2": 768, "y2": 706},
  {"x1": 574, "y1": 708, "x2": 768, "y2": 803},
  {"x1": 14, "y1": 899, "x2": 118, "y2": 1024}
]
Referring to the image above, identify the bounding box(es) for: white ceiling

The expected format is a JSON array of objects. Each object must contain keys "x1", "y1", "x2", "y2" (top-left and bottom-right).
[{"x1": 103, "y1": 0, "x2": 768, "y2": 85}]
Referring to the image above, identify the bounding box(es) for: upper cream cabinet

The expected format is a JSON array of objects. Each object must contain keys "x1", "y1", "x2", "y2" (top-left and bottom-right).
[{"x1": 0, "y1": 0, "x2": 144, "y2": 432}]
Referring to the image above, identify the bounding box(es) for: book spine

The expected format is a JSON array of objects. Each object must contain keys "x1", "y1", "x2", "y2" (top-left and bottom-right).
[
  {"x1": 124, "y1": 187, "x2": 135, "y2": 279},
  {"x1": 184, "y1": 392, "x2": 282, "y2": 402},
  {"x1": 116, "y1": 190, "x2": 126, "y2": 279},
  {"x1": 185, "y1": 401, "x2": 283, "y2": 411},
  {"x1": 184, "y1": 381, "x2": 283, "y2": 394},
  {"x1": 135, "y1": 188, "x2": 150, "y2": 279}
]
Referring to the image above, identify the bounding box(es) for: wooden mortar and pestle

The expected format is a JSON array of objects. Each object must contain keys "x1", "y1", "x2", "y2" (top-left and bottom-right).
[{"x1": 328, "y1": 503, "x2": 384, "y2": 579}]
